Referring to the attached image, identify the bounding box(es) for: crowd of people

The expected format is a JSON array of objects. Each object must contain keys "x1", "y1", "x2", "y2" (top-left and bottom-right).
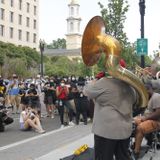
[{"x1": 0, "y1": 74, "x2": 95, "y2": 133}]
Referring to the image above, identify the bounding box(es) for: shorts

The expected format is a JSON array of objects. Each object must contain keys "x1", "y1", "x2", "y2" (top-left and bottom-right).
[
  {"x1": 44, "y1": 96, "x2": 54, "y2": 105},
  {"x1": 20, "y1": 122, "x2": 31, "y2": 131},
  {"x1": 134, "y1": 117, "x2": 160, "y2": 134},
  {"x1": 20, "y1": 122, "x2": 25, "y2": 130}
]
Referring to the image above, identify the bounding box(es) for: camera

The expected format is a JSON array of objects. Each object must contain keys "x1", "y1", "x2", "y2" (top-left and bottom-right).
[{"x1": 77, "y1": 77, "x2": 85, "y2": 86}]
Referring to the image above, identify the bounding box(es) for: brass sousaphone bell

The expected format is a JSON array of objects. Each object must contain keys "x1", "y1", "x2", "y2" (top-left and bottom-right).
[{"x1": 81, "y1": 16, "x2": 148, "y2": 108}]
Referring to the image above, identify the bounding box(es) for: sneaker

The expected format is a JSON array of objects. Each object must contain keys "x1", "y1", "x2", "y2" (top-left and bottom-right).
[
  {"x1": 35, "y1": 129, "x2": 46, "y2": 134},
  {"x1": 51, "y1": 115, "x2": 54, "y2": 119},
  {"x1": 16, "y1": 111, "x2": 20, "y2": 114},
  {"x1": 69, "y1": 121, "x2": 75, "y2": 126},
  {"x1": 60, "y1": 125, "x2": 64, "y2": 129},
  {"x1": 132, "y1": 151, "x2": 140, "y2": 160}
]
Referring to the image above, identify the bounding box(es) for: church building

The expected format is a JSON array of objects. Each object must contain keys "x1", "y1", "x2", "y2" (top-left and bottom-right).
[
  {"x1": 45, "y1": 0, "x2": 82, "y2": 57},
  {"x1": 66, "y1": 0, "x2": 82, "y2": 49}
]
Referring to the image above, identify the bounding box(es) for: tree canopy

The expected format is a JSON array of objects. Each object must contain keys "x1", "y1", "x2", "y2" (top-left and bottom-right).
[{"x1": 0, "y1": 41, "x2": 40, "y2": 78}]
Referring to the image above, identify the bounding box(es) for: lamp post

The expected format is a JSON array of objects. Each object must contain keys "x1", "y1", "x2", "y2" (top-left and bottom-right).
[
  {"x1": 139, "y1": 0, "x2": 145, "y2": 68},
  {"x1": 39, "y1": 39, "x2": 45, "y2": 77}
]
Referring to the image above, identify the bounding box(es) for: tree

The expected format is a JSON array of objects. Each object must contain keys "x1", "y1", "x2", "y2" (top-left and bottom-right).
[
  {"x1": 0, "y1": 41, "x2": 40, "y2": 77},
  {"x1": 47, "y1": 38, "x2": 66, "y2": 49},
  {"x1": 98, "y1": 0, "x2": 129, "y2": 46},
  {"x1": 96, "y1": 0, "x2": 151, "y2": 70},
  {"x1": 45, "y1": 56, "x2": 92, "y2": 76}
]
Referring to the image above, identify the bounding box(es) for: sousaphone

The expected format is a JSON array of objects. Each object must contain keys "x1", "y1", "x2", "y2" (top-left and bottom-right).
[{"x1": 81, "y1": 16, "x2": 148, "y2": 108}]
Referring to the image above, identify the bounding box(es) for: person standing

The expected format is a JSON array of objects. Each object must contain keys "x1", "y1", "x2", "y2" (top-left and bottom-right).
[
  {"x1": 8, "y1": 74, "x2": 20, "y2": 114},
  {"x1": 73, "y1": 78, "x2": 89, "y2": 125},
  {"x1": 84, "y1": 77, "x2": 136, "y2": 160},
  {"x1": 43, "y1": 79, "x2": 56, "y2": 118},
  {"x1": 56, "y1": 79, "x2": 74, "y2": 128},
  {"x1": 56, "y1": 79, "x2": 69, "y2": 128}
]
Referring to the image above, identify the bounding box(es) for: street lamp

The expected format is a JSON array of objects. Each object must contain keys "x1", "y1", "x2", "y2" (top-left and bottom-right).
[
  {"x1": 139, "y1": 0, "x2": 145, "y2": 68},
  {"x1": 39, "y1": 39, "x2": 45, "y2": 77}
]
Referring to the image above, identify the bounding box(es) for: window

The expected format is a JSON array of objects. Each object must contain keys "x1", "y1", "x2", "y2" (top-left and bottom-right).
[
  {"x1": 0, "y1": 25, "x2": 4, "y2": 36},
  {"x1": 78, "y1": 22, "x2": 80, "y2": 32},
  {"x1": 76, "y1": 7, "x2": 79, "y2": 15},
  {"x1": 10, "y1": 11, "x2": 14, "y2": 22},
  {"x1": 18, "y1": 29, "x2": 22, "y2": 40},
  {"x1": 18, "y1": 14, "x2": 22, "y2": 25},
  {"x1": 33, "y1": 33, "x2": 36, "y2": 43},
  {"x1": 19, "y1": 0, "x2": 22, "y2": 10},
  {"x1": 33, "y1": 19, "x2": 36, "y2": 29},
  {"x1": 34, "y1": 6, "x2": 36, "y2": 15},
  {"x1": 26, "y1": 31, "x2": 29, "y2": 41},
  {"x1": 26, "y1": 2, "x2": 30, "y2": 13},
  {"x1": 0, "y1": 8, "x2": 5, "y2": 20},
  {"x1": 9, "y1": 27, "x2": 13, "y2": 38},
  {"x1": 71, "y1": 7, "x2": 74, "y2": 15},
  {"x1": 26, "y1": 17, "x2": 30, "y2": 27},
  {"x1": 10, "y1": 0, "x2": 14, "y2": 7},
  {"x1": 70, "y1": 22, "x2": 74, "y2": 32}
]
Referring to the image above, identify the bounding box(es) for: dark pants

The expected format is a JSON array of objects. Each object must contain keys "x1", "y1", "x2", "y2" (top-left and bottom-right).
[
  {"x1": 94, "y1": 135, "x2": 131, "y2": 160},
  {"x1": 63, "y1": 100, "x2": 74, "y2": 122},
  {"x1": 74, "y1": 98, "x2": 88, "y2": 124},
  {"x1": 57, "y1": 100, "x2": 64, "y2": 125},
  {"x1": 58, "y1": 100, "x2": 74, "y2": 124}
]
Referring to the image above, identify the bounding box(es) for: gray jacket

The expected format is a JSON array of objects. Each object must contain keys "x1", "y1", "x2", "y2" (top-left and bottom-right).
[{"x1": 84, "y1": 77, "x2": 136, "y2": 139}]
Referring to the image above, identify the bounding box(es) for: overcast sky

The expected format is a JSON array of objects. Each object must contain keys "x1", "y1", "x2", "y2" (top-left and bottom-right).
[{"x1": 39, "y1": 0, "x2": 160, "y2": 55}]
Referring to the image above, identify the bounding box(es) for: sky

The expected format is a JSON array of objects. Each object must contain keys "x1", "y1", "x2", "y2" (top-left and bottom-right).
[{"x1": 39, "y1": 0, "x2": 160, "y2": 56}]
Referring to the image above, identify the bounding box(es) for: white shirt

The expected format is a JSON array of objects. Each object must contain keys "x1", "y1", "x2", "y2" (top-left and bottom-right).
[{"x1": 20, "y1": 110, "x2": 27, "y2": 123}]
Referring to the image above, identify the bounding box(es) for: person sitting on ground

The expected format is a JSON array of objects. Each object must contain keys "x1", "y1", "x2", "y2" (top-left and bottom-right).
[
  {"x1": 19, "y1": 106, "x2": 45, "y2": 133},
  {"x1": 133, "y1": 83, "x2": 160, "y2": 159}
]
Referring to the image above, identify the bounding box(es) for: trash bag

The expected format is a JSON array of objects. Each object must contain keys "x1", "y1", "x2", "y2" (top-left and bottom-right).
[
  {"x1": 3, "y1": 116, "x2": 14, "y2": 125},
  {"x1": 0, "y1": 117, "x2": 4, "y2": 132},
  {"x1": 60, "y1": 147, "x2": 94, "y2": 160}
]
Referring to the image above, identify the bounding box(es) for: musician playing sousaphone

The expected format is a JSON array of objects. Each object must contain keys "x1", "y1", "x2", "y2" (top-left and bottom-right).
[{"x1": 82, "y1": 16, "x2": 148, "y2": 160}]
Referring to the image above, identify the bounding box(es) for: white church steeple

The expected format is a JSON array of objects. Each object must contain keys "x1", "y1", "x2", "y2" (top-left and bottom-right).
[{"x1": 66, "y1": 0, "x2": 82, "y2": 49}]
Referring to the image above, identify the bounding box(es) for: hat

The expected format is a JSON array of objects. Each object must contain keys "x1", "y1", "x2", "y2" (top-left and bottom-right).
[
  {"x1": 95, "y1": 71, "x2": 105, "y2": 79},
  {"x1": 36, "y1": 74, "x2": 41, "y2": 78},
  {"x1": 12, "y1": 74, "x2": 17, "y2": 78},
  {"x1": 119, "y1": 59, "x2": 126, "y2": 68}
]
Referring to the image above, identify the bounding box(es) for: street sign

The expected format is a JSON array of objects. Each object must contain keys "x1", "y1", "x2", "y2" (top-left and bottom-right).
[{"x1": 136, "y1": 38, "x2": 148, "y2": 56}]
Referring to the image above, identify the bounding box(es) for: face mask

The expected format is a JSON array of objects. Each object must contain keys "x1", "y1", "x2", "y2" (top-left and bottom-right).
[{"x1": 61, "y1": 83, "x2": 65, "y2": 87}]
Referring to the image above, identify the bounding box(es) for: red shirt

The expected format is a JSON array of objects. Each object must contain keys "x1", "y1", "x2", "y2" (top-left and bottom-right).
[{"x1": 57, "y1": 86, "x2": 68, "y2": 100}]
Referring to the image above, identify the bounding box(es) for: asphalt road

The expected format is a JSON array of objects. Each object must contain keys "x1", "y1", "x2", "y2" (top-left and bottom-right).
[
  {"x1": 0, "y1": 114, "x2": 61, "y2": 147},
  {"x1": 1, "y1": 113, "x2": 160, "y2": 160},
  {"x1": 1, "y1": 93, "x2": 160, "y2": 160}
]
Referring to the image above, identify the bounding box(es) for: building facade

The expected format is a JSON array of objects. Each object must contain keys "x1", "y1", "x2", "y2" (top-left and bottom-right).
[
  {"x1": 0, "y1": 0, "x2": 39, "y2": 50},
  {"x1": 66, "y1": 0, "x2": 82, "y2": 50}
]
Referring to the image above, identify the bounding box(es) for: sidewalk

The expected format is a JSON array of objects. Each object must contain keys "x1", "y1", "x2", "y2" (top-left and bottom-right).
[
  {"x1": 36, "y1": 131, "x2": 160, "y2": 160},
  {"x1": 36, "y1": 134, "x2": 94, "y2": 160}
]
